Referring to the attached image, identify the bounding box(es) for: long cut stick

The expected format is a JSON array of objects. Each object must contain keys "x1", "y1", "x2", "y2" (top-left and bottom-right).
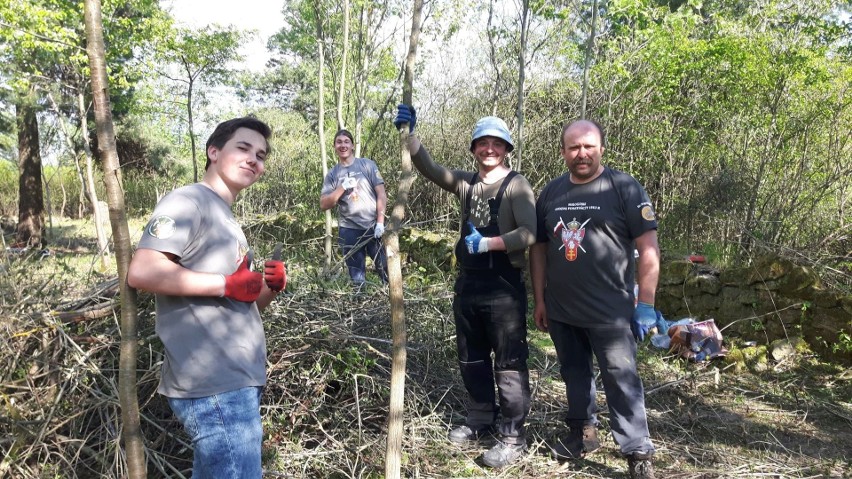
[{"x1": 384, "y1": 0, "x2": 424, "y2": 477}]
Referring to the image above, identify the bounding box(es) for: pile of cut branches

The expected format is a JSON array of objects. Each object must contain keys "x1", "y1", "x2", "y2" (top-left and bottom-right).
[{"x1": 1, "y1": 249, "x2": 849, "y2": 478}]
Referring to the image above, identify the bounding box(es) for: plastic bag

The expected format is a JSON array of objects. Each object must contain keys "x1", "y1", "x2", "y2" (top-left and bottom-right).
[
  {"x1": 649, "y1": 311, "x2": 693, "y2": 350},
  {"x1": 668, "y1": 319, "x2": 727, "y2": 361}
]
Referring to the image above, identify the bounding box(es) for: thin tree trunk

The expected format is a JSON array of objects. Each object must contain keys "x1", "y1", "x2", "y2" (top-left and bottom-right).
[
  {"x1": 186, "y1": 66, "x2": 198, "y2": 183},
  {"x1": 316, "y1": 0, "x2": 333, "y2": 267},
  {"x1": 336, "y1": 0, "x2": 350, "y2": 130},
  {"x1": 83, "y1": 0, "x2": 145, "y2": 476},
  {"x1": 42, "y1": 168, "x2": 53, "y2": 239},
  {"x1": 78, "y1": 91, "x2": 111, "y2": 269},
  {"x1": 354, "y1": 4, "x2": 371, "y2": 158},
  {"x1": 385, "y1": 1, "x2": 423, "y2": 477},
  {"x1": 15, "y1": 86, "x2": 45, "y2": 248},
  {"x1": 486, "y1": 0, "x2": 500, "y2": 115},
  {"x1": 59, "y1": 178, "x2": 67, "y2": 219},
  {"x1": 515, "y1": 0, "x2": 529, "y2": 173},
  {"x1": 580, "y1": 0, "x2": 598, "y2": 119},
  {"x1": 74, "y1": 152, "x2": 86, "y2": 217}
]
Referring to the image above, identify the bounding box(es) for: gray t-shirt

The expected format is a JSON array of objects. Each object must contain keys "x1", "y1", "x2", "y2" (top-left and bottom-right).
[
  {"x1": 535, "y1": 167, "x2": 657, "y2": 328},
  {"x1": 137, "y1": 183, "x2": 266, "y2": 398},
  {"x1": 321, "y1": 157, "x2": 384, "y2": 229}
]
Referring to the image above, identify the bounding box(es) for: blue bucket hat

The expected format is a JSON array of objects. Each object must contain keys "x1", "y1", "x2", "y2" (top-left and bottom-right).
[{"x1": 470, "y1": 116, "x2": 514, "y2": 152}]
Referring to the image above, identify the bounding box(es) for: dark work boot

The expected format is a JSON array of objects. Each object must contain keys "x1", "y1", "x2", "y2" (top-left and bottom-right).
[
  {"x1": 551, "y1": 424, "x2": 601, "y2": 460},
  {"x1": 627, "y1": 451, "x2": 655, "y2": 479}
]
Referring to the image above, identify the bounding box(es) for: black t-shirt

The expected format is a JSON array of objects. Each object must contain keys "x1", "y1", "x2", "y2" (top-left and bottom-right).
[{"x1": 535, "y1": 167, "x2": 657, "y2": 328}]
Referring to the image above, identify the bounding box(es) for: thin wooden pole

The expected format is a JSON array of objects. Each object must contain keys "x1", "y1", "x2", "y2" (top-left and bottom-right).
[
  {"x1": 384, "y1": 0, "x2": 423, "y2": 477},
  {"x1": 83, "y1": 0, "x2": 145, "y2": 476}
]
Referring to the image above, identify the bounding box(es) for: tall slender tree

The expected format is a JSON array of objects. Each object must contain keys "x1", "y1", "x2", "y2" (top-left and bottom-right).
[
  {"x1": 154, "y1": 26, "x2": 245, "y2": 182},
  {"x1": 336, "y1": 0, "x2": 351, "y2": 130},
  {"x1": 514, "y1": 0, "x2": 530, "y2": 172},
  {"x1": 385, "y1": 1, "x2": 423, "y2": 476},
  {"x1": 580, "y1": 0, "x2": 598, "y2": 119},
  {"x1": 316, "y1": 0, "x2": 334, "y2": 267},
  {"x1": 83, "y1": 0, "x2": 144, "y2": 476}
]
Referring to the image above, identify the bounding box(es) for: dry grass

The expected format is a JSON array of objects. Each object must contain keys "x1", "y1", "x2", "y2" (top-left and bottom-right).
[{"x1": 0, "y1": 220, "x2": 849, "y2": 478}]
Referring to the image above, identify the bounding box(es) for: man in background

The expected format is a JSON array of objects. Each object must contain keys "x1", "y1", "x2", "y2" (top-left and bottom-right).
[{"x1": 320, "y1": 129, "x2": 388, "y2": 286}]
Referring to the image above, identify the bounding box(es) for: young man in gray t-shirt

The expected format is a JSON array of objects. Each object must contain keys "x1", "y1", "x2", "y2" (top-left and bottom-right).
[
  {"x1": 128, "y1": 117, "x2": 286, "y2": 478},
  {"x1": 320, "y1": 129, "x2": 388, "y2": 285}
]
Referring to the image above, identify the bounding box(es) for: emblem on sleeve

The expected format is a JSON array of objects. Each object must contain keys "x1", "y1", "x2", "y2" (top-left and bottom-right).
[
  {"x1": 641, "y1": 206, "x2": 656, "y2": 221},
  {"x1": 147, "y1": 216, "x2": 176, "y2": 239}
]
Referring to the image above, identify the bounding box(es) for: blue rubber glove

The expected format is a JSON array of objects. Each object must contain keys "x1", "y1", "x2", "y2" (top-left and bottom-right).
[
  {"x1": 464, "y1": 221, "x2": 489, "y2": 254},
  {"x1": 394, "y1": 104, "x2": 417, "y2": 133},
  {"x1": 655, "y1": 309, "x2": 669, "y2": 335},
  {"x1": 631, "y1": 302, "x2": 656, "y2": 342}
]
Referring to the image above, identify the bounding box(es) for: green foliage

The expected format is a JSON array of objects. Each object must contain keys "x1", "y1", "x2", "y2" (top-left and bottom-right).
[
  {"x1": 0, "y1": 161, "x2": 17, "y2": 216},
  {"x1": 233, "y1": 108, "x2": 323, "y2": 219},
  {"x1": 0, "y1": 162, "x2": 103, "y2": 220},
  {"x1": 0, "y1": 0, "x2": 169, "y2": 113},
  {"x1": 122, "y1": 170, "x2": 188, "y2": 214},
  {"x1": 832, "y1": 331, "x2": 852, "y2": 355},
  {"x1": 263, "y1": 0, "x2": 401, "y2": 137},
  {"x1": 154, "y1": 25, "x2": 248, "y2": 87},
  {"x1": 42, "y1": 165, "x2": 89, "y2": 218},
  {"x1": 557, "y1": 0, "x2": 852, "y2": 263},
  {"x1": 1, "y1": 0, "x2": 850, "y2": 289}
]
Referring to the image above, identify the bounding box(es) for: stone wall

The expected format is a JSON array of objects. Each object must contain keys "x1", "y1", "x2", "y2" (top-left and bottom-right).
[{"x1": 656, "y1": 256, "x2": 851, "y2": 364}]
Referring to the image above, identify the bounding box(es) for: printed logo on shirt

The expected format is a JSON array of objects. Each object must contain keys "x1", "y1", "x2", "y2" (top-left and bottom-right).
[
  {"x1": 239, "y1": 243, "x2": 250, "y2": 268},
  {"x1": 470, "y1": 190, "x2": 493, "y2": 226},
  {"x1": 147, "y1": 216, "x2": 176, "y2": 239},
  {"x1": 553, "y1": 216, "x2": 589, "y2": 261}
]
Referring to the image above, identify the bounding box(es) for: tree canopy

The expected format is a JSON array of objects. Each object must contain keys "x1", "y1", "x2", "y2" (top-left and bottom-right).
[{"x1": 1, "y1": 0, "x2": 849, "y2": 263}]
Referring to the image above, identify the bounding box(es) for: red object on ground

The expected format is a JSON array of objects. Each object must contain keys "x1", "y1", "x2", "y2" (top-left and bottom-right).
[{"x1": 688, "y1": 255, "x2": 706, "y2": 263}]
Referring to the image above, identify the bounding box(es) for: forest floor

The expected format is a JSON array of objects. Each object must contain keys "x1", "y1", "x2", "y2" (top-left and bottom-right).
[{"x1": 0, "y1": 217, "x2": 849, "y2": 478}]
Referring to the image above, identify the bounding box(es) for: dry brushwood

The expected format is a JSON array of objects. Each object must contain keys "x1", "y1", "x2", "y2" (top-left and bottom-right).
[{"x1": 1, "y1": 269, "x2": 850, "y2": 478}]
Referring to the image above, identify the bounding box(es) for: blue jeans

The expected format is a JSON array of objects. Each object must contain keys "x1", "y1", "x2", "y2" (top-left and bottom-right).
[
  {"x1": 548, "y1": 320, "x2": 654, "y2": 455},
  {"x1": 339, "y1": 226, "x2": 388, "y2": 284},
  {"x1": 167, "y1": 387, "x2": 263, "y2": 479}
]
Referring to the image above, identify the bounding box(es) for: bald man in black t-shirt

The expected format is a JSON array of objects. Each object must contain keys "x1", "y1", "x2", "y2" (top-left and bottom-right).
[{"x1": 530, "y1": 119, "x2": 660, "y2": 479}]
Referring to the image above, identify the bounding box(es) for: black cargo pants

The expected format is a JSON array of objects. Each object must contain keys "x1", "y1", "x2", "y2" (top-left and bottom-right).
[{"x1": 452, "y1": 268, "x2": 531, "y2": 445}]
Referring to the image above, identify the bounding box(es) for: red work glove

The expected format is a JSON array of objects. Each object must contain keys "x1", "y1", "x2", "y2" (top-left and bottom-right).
[
  {"x1": 223, "y1": 255, "x2": 263, "y2": 302},
  {"x1": 263, "y1": 260, "x2": 286, "y2": 292}
]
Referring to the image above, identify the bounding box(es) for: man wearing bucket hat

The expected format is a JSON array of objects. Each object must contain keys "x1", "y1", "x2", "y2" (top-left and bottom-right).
[{"x1": 394, "y1": 105, "x2": 536, "y2": 468}]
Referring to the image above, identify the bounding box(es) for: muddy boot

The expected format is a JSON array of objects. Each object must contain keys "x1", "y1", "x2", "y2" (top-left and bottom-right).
[
  {"x1": 627, "y1": 451, "x2": 655, "y2": 479},
  {"x1": 550, "y1": 424, "x2": 601, "y2": 460}
]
